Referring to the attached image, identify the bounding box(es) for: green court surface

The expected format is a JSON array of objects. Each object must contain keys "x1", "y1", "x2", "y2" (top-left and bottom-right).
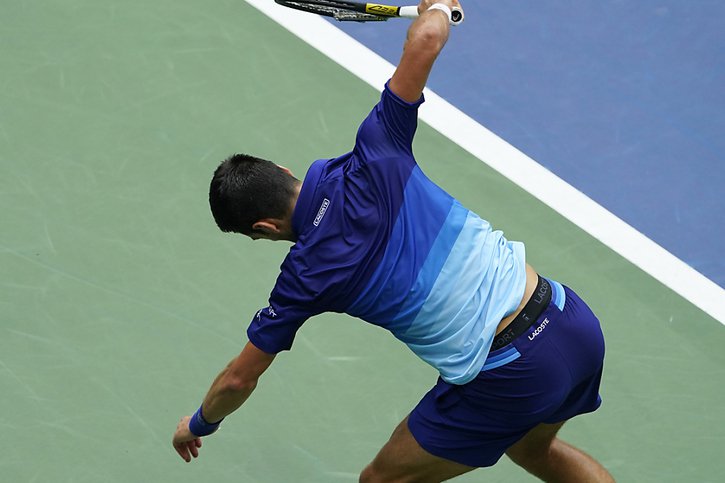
[{"x1": 1, "y1": 1, "x2": 723, "y2": 481}]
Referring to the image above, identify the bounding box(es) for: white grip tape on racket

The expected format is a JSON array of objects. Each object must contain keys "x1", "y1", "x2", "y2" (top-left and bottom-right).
[{"x1": 399, "y1": 4, "x2": 464, "y2": 26}]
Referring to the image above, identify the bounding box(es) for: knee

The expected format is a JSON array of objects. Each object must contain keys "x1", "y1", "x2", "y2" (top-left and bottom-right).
[
  {"x1": 359, "y1": 464, "x2": 375, "y2": 483},
  {"x1": 359, "y1": 462, "x2": 411, "y2": 483},
  {"x1": 359, "y1": 462, "x2": 395, "y2": 483}
]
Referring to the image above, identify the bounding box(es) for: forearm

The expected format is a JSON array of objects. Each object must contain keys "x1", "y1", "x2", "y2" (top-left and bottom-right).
[
  {"x1": 402, "y1": 13, "x2": 449, "y2": 73},
  {"x1": 407, "y1": 4, "x2": 451, "y2": 52},
  {"x1": 196, "y1": 341, "x2": 275, "y2": 424},
  {"x1": 390, "y1": 0, "x2": 457, "y2": 102},
  {"x1": 173, "y1": 343, "x2": 275, "y2": 460},
  {"x1": 199, "y1": 364, "x2": 258, "y2": 423}
]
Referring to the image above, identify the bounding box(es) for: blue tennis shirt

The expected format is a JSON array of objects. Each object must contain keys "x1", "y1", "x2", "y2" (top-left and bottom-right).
[{"x1": 248, "y1": 83, "x2": 527, "y2": 385}]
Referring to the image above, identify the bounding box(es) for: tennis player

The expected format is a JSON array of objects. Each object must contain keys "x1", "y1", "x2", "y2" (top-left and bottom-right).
[{"x1": 172, "y1": 1, "x2": 614, "y2": 480}]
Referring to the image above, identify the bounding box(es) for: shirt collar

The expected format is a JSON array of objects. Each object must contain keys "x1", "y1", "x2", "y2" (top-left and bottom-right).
[{"x1": 291, "y1": 159, "x2": 326, "y2": 237}]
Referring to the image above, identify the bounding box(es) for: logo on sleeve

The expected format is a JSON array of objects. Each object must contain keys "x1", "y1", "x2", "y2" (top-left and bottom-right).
[
  {"x1": 256, "y1": 305, "x2": 278, "y2": 320},
  {"x1": 313, "y1": 198, "x2": 330, "y2": 226}
]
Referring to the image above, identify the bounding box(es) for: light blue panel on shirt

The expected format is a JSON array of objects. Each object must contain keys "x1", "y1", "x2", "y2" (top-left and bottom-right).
[
  {"x1": 390, "y1": 199, "x2": 470, "y2": 332},
  {"x1": 399, "y1": 211, "x2": 527, "y2": 385},
  {"x1": 349, "y1": 165, "x2": 527, "y2": 385}
]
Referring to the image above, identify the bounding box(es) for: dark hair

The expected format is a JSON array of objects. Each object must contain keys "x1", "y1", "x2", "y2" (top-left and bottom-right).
[{"x1": 209, "y1": 154, "x2": 299, "y2": 235}]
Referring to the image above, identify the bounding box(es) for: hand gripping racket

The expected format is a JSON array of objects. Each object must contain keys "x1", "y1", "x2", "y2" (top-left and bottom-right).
[{"x1": 274, "y1": 0, "x2": 464, "y2": 25}]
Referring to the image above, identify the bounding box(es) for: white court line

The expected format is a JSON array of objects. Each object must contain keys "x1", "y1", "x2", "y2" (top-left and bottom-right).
[{"x1": 244, "y1": 0, "x2": 725, "y2": 325}]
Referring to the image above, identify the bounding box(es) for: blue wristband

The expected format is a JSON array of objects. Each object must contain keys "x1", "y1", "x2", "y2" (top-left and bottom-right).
[{"x1": 188, "y1": 406, "x2": 223, "y2": 437}]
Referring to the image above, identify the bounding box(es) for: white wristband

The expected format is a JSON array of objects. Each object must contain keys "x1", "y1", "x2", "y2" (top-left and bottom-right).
[{"x1": 427, "y1": 3, "x2": 453, "y2": 23}]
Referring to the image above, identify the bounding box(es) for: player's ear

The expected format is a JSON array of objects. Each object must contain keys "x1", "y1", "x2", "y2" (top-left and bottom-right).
[
  {"x1": 277, "y1": 165, "x2": 294, "y2": 177},
  {"x1": 252, "y1": 219, "x2": 282, "y2": 235}
]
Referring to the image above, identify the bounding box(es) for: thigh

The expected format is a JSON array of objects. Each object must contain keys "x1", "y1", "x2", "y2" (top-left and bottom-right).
[
  {"x1": 361, "y1": 416, "x2": 475, "y2": 483},
  {"x1": 505, "y1": 420, "x2": 566, "y2": 463}
]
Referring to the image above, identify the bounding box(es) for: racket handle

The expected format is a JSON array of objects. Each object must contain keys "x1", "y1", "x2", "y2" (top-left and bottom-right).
[
  {"x1": 398, "y1": 5, "x2": 464, "y2": 26},
  {"x1": 450, "y1": 6, "x2": 464, "y2": 25}
]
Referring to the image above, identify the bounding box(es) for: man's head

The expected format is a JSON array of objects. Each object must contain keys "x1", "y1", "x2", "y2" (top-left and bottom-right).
[{"x1": 209, "y1": 154, "x2": 300, "y2": 241}]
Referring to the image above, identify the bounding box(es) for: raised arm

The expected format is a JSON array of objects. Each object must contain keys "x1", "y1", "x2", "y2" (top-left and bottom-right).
[{"x1": 389, "y1": 0, "x2": 460, "y2": 103}]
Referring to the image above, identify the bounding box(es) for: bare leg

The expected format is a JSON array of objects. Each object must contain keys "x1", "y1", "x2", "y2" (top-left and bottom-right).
[
  {"x1": 359, "y1": 416, "x2": 475, "y2": 483},
  {"x1": 505, "y1": 421, "x2": 615, "y2": 483}
]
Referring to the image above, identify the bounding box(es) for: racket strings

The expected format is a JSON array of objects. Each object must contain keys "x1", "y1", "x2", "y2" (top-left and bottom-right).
[{"x1": 278, "y1": 1, "x2": 387, "y2": 22}]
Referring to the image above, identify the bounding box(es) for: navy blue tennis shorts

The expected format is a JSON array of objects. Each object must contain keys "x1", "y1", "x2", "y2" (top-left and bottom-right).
[{"x1": 407, "y1": 279, "x2": 605, "y2": 468}]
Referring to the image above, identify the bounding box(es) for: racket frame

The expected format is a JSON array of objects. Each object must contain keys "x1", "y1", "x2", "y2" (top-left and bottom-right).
[{"x1": 274, "y1": 1, "x2": 463, "y2": 25}]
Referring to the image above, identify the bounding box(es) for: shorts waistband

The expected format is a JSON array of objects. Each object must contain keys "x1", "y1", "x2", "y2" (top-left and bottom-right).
[
  {"x1": 482, "y1": 277, "x2": 566, "y2": 372},
  {"x1": 490, "y1": 276, "x2": 551, "y2": 352}
]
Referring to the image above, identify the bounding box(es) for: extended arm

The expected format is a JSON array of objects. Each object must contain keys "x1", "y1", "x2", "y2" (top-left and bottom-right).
[
  {"x1": 388, "y1": 0, "x2": 460, "y2": 103},
  {"x1": 199, "y1": 341, "x2": 275, "y2": 421},
  {"x1": 172, "y1": 341, "x2": 275, "y2": 462}
]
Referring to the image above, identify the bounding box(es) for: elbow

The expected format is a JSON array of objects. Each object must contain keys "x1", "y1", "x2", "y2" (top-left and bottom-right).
[
  {"x1": 411, "y1": 20, "x2": 448, "y2": 48},
  {"x1": 221, "y1": 374, "x2": 258, "y2": 394},
  {"x1": 406, "y1": 29, "x2": 447, "y2": 58}
]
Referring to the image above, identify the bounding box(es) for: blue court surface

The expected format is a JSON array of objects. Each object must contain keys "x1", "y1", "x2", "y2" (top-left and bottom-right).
[{"x1": 331, "y1": 0, "x2": 725, "y2": 288}]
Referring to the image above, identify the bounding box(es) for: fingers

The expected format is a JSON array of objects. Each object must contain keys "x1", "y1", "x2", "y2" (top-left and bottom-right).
[
  {"x1": 174, "y1": 441, "x2": 191, "y2": 463},
  {"x1": 418, "y1": 0, "x2": 461, "y2": 18},
  {"x1": 188, "y1": 439, "x2": 200, "y2": 459},
  {"x1": 421, "y1": 0, "x2": 456, "y2": 8},
  {"x1": 172, "y1": 416, "x2": 203, "y2": 463},
  {"x1": 173, "y1": 439, "x2": 202, "y2": 462}
]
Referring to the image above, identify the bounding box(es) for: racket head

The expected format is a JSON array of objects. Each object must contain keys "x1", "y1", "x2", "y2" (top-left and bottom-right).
[{"x1": 274, "y1": 0, "x2": 388, "y2": 22}]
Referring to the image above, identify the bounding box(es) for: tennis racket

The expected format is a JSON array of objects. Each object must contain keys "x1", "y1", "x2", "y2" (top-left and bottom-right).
[{"x1": 274, "y1": 0, "x2": 464, "y2": 25}]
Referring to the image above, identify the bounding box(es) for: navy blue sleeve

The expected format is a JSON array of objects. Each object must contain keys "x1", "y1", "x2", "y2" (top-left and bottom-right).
[
  {"x1": 246, "y1": 303, "x2": 313, "y2": 354},
  {"x1": 354, "y1": 81, "x2": 424, "y2": 159},
  {"x1": 246, "y1": 255, "x2": 322, "y2": 354}
]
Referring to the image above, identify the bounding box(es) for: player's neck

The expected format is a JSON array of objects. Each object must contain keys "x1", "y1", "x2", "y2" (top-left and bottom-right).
[{"x1": 286, "y1": 181, "x2": 302, "y2": 242}]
